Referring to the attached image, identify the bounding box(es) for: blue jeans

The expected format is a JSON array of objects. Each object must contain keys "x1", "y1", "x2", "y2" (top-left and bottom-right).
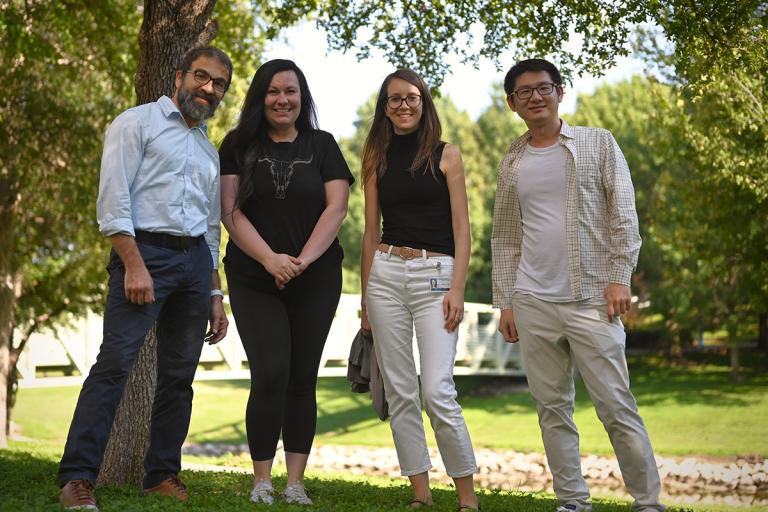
[{"x1": 58, "y1": 240, "x2": 212, "y2": 489}]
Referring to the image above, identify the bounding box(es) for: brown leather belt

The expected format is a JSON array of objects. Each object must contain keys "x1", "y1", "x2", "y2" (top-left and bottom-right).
[{"x1": 377, "y1": 243, "x2": 449, "y2": 260}]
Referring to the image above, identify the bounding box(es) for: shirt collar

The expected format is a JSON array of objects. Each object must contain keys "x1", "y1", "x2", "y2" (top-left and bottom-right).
[
  {"x1": 158, "y1": 95, "x2": 208, "y2": 134},
  {"x1": 560, "y1": 120, "x2": 575, "y2": 139},
  {"x1": 511, "y1": 118, "x2": 572, "y2": 153}
]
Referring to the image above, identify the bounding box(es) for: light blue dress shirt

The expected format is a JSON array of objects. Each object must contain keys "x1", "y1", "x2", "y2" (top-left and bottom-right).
[{"x1": 96, "y1": 96, "x2": 221, "y2": 269}]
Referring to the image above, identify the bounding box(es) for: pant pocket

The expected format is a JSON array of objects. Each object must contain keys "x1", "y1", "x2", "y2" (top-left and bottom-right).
[{"x1": 426, "y1": 263, "x2": 454, "y2": 294}]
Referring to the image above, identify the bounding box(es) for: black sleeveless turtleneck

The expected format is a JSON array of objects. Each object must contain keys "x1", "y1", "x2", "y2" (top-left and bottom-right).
[{"x1": 378, "y1": 131, "x2": 455, "y2": 256}]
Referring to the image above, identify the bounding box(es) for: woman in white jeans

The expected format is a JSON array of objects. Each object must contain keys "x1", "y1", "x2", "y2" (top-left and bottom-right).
[{"x1": 360, "y1": 69, "x2": 479, "y2": 510}]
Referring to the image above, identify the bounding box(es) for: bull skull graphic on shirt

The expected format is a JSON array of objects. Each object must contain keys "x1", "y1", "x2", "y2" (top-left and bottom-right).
[{"x1": 258, "y1": 155, "x2": 314, "y2": 199}]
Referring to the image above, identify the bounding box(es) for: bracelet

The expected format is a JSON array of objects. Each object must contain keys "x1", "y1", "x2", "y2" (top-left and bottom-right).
[{"x1": 210, "y1": 288, "x2": 224, "y2": 298}]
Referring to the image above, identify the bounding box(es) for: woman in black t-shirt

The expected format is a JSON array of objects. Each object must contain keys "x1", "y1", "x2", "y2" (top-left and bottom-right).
[
  {"x1": 219, "y1": 59, "x2": 353, "y2": 506},
  {"x1": 360, "y1": 69, "x2": 479, "y2": 510}
]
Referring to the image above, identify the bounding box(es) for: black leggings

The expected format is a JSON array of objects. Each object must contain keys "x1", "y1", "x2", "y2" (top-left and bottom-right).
[{"x1": 225, "y1": 263, "x2": 342, "y2": 460}]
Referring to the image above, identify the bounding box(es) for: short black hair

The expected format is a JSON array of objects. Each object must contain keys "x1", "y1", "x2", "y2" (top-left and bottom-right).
[
  {"x1": 504, "y1": 58, "x2": 563, "y2": 95},
  {"x1": 177, "y1": 46, "x2": 233, "y2": 85}
]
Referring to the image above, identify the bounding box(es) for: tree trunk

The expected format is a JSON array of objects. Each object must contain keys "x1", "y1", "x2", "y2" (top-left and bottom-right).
[
  {"x1": 97, "y1": 328, "x2": 157, "y2": 486},
  {"x1": 0, "y1": 330, "x2": 8, "y2": 447},
  {"x1": 729, "y1": 324, "x2": 742, "y2": 383},
  {"x1": 730, "y1": 343, "x2": 741, "y2": 383},
  {"x1": 136, "y1": 0, "x2": 218, "y2": 105},
  {"x1": 6, "y1": 344, "x2": 21, "y2": 441},
  {"x1": 758, "y1": 312, "x2": 768, "y2": 352},
  {"x1": 97, "y1": 0, "x2": 218, "y2": 486},
  {"x1": 0, "y1": 164, "x2": 20, "y2": 446}
]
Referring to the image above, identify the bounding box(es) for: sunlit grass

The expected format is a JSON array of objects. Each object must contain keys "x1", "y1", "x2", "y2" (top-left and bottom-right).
[
  {"x1": 0, "y1": 449, "x2": 728, "y2": 512},
  {"x1": 11, "y1": 354, "x2": 768, "y2": 458}
]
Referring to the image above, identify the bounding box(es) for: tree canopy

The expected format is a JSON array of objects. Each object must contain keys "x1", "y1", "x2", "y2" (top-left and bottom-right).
[{"x1": 266, "y1": 0, "x2": 649, "y2": 85}]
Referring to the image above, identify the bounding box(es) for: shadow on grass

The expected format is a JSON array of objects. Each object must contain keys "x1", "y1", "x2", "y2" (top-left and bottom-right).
[
  {"x1": 458, "y1": 353, "x2": 768, "y2": 414},
  {"x1": 195, "y1": 379, "x2": 251, "y2": 391},
  {"x1": 0, "y1": 449, "x2": 696, "y2": 512},
  {"x1": 315, "y1": 376, "x2": 504, "y2": 436},
  {"x1": 187, "y1": 420, "x2": 249, "y2": 446},
  {"x1": 186, "y1": 353, "x2": 767, "y2": 447},
  {"x1": 617, "y1": 353, "x2": 768, "y2": 408}
]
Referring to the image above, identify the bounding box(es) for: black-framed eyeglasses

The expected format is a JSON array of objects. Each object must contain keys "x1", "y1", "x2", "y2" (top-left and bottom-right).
[
  {"x1": 186, "y1": 69, "x2": 229, "y2": 95},
  {"x1": 387, "y1": 94, "x2": 422, "y2": 109},
  {"x1": 510, "y1": 82, "x2": 559, "y2": 100}
]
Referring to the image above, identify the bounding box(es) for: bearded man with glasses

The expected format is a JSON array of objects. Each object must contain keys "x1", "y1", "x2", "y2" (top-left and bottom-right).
[
  {"x1": 57, "y1": 46, "x2": 232, "y2": 511},
  {"x1": 491, "y1": 58, "x2": 666, "y2": 512}
]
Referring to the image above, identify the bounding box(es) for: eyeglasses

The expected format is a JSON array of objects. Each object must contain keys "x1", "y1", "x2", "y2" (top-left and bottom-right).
[
  {"x1": 510, "y1": 82, "x2": 559, "y2": 100},
  {"x1": 387, "y1": 94, "x2": 422, "y2": 109},
  {"x1": 186, "y1": 69, "x2": 229, "y2": 95}
]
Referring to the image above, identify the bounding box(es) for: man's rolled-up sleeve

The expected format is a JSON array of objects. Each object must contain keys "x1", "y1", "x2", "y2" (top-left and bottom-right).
[
  {"x1": 205, "y1": 168, "x2": 221, "y2": 270},
  {"x1": 96, "y1": 111, "x2": 144, "y2": 237}
]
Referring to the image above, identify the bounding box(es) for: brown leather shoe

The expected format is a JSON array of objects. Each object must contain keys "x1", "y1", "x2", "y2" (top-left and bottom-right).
[
  {"x1": 60, "y1": 479, "x2": 99, "y2": 510},
  {"x1": 143, "y1": 475, "x2": 189, "y2": 501}
]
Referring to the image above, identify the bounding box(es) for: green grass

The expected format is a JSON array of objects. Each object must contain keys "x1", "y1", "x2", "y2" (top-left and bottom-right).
[
  {"x1": 0, "y1": 449, "x2": 725, "y2": 512},
  {"x1": 14, "y1": 354, "x2": 768, "y2": 458},
  {"x1": 7, "y1": 354, "x2": 768, "y2": 511}
]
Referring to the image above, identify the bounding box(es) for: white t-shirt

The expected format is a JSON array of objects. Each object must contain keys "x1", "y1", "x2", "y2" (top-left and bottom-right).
[{"x1": 514, "y1": 142, "x2": 573, "y2": 301}]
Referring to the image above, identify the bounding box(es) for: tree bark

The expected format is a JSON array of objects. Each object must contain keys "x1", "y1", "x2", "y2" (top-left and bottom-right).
[
  {"x1": 136, "y1": 0, "x2": 218, "y2": 105},
  {"x1": 97, "y1": 328, "x2": 157, "y2": 486},
  {"x1": 758, "y1": 312, "x2": 768, "y2": 352},
  {"x1": 0, "y1": 334, "x2": 8, "y2": 447},
  {"x1": 729, "y1": 324, "x2": 742, "y2": 383},
  {"x1": 730, "y1": 344, "x2": 742, "y2": 383},
  {"x1": 0, "y1": 163, "x2": 20, "y2": 446},
  {"x1": 97, "y1": 0, "x2": 217, "y2": 486}
]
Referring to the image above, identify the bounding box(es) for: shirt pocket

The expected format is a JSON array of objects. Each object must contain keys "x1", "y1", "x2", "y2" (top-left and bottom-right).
[{"x1": 577, "y1": 157, "x2": 602, "y2": 194}]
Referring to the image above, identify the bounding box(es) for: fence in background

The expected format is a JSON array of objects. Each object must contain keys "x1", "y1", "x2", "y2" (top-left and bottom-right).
[{"x1": 16, "y1": 293, "x2": 525, "y2": 388}]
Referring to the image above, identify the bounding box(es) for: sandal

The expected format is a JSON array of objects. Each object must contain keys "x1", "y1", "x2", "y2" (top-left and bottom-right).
[
  {"x1": 408, "y1": 497, "x2": 432, "y2": 508},
  {"x1": 457, "y1": 504, "x2": 481, "y2": 511}
]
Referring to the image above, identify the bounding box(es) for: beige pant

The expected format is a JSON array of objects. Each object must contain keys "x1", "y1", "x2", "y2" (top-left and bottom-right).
[
  {"x1": 512, "y1": 294, "x2": 665, "y2": 512},
  {"x1": 366, "y1": 250, "x2": 477, "y2": 478}
]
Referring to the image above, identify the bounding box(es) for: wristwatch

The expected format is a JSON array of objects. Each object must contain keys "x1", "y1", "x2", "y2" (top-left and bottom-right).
[{"x1": 210, "y1": 288, "x2": 224, "y2": 298}]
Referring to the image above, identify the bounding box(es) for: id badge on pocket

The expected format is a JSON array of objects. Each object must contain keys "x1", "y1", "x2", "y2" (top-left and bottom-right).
[{"x1": 429, "y1": 277, "x2": 451, "y2": 292}]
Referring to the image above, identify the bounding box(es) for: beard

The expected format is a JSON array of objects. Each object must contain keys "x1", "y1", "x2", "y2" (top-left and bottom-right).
[{"x1": 177, "y1": 86, "x2": 219, "y2": 122}]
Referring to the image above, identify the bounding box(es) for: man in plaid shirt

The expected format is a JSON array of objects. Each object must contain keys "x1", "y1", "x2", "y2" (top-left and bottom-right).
[{"x1": 491, "y1": 59, "x2": 666, "y2": 512}]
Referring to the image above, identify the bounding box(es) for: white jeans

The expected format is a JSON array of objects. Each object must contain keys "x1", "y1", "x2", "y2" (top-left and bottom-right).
[
  {"x1": 366, "y1": 250, "x2": 477, "y2": 478},
  {"x1": 512, "y1": 293, "x2": 665, "y2": 512}
]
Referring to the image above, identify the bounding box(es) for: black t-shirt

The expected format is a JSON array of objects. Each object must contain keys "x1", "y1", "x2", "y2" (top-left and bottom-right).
[{"x1": 219, "y1": 129, "x2": 354, "y2": 280}]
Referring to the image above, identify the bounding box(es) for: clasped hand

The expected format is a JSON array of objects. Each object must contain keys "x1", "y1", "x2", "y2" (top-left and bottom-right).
[{"x1": 266, "y1": 253, "x2": 304, "y2": 290}]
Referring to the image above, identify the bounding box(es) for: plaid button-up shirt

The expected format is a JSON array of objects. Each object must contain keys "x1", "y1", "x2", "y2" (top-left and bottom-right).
[{"x1": 491, "y1": 121, "x2": 641, "y2": 310}]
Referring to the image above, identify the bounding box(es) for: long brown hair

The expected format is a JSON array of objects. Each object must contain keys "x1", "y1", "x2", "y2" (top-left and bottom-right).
[
  {"x1": 361, "y1": 69, "x2": 442, "y2": 187},
  {"x1": 227, "y1": 59, "x2": 318, "y2": 208}
]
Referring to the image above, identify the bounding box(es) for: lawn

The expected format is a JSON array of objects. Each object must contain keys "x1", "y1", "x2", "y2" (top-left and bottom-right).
[
  {"x1": 6, "y1": 353, "x2": 768, "y2": 511},
  {"x1": 0, "y1": 449, "x2": 716, "y2": 512},
  {"x1": 13, "y1": 354, "x2": 768, "y2": 458}
]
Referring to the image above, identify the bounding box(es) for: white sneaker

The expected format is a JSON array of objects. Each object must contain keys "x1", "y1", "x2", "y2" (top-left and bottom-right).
[
  {"x1": 250, "y1": 480, "x2": 275, "y2": 504},
  {"x1": 283, "y1": 482, "x2": 313, "y2": 505}
]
